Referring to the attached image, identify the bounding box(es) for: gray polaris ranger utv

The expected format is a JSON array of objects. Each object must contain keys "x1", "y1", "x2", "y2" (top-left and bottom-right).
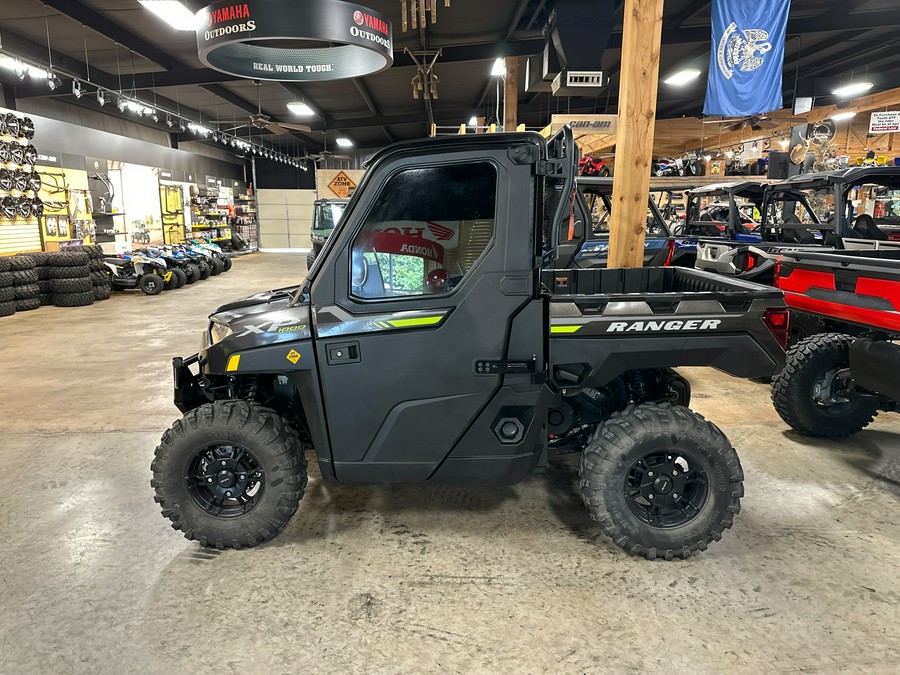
[{"x1": 152, "y1": 128, "x2": 788, "y2": 559}]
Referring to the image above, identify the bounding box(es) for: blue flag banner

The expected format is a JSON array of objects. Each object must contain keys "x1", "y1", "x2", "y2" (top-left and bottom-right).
[{"x1": 703, "y1": 0, "x2": 790, "y2": 116}]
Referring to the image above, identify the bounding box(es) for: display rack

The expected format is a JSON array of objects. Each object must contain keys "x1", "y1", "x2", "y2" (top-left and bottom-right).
[{"x1": 234, "y1": 192, "x2": 258, "y2": 249}]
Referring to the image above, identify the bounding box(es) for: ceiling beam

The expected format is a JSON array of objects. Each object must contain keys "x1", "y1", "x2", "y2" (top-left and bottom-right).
[
  {"x1": 40, "y1": 0, "x2": 181, "y2": 71},
  {"x1": 665, "y1": 86, "x2": 900, "y2": 154}
]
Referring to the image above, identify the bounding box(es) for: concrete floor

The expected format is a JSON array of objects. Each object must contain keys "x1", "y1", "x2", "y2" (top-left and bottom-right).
[{"x1": 0, "y1": 252, "x2": 898, "y2": 674}]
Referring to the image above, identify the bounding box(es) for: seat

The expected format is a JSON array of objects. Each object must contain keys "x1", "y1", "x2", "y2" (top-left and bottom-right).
[
  {"x1": 781, "y1": 214, "x2": 815, "y2": 244},
  {"x1": 853, "y1": 214, "x2": 888, "y2": 241},
  {"x1": 103, "y1": 258, "x2": 130, "y2": 267}
]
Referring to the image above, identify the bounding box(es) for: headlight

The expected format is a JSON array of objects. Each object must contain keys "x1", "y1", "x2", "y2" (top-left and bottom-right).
[{"x1": 209, "y1": 321, "x2": 233, "y2": 346}]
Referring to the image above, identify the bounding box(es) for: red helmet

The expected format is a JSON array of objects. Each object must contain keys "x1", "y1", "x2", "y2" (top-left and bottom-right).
[{"x1": 425, "y1": 268, "x2": 449, "y2": 293}]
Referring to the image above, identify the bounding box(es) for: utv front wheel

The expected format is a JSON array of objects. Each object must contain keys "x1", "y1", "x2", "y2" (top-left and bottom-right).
[
  {"x1": 580, "y1": 403, "x2": 743, "y2": 560},
  {"x1": 306, "y1": 250, "x2": 316, "y2": 270},
  {"x1": 140, "y1": 274, "x2": 163, "y2": 295},
  {"x1": 151, "y1": 401, "x2": 308, "y2": 549},
  {"x1": 771, "y1": 333, "x2": 878, "y2": 437}
]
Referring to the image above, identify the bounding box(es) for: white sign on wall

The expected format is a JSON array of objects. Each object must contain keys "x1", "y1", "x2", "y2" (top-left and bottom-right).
[{"x1": 869, "y1": 111, "x2": 900, "y2": 133}]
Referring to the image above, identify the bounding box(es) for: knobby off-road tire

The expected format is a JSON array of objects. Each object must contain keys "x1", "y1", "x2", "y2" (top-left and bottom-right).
[
  {"x1": 580, "y1": 403, "x2": 743, "y2": 560},
  {"x1": 50, "y1": 264, "x2": 90, "y2": 279},
  {"x1": 14, "y1": 283, "x2": 39, "y2": 300},
  {"x1": 53, "y1": 291, "x2": 94, "y2": 307},
  {"x1": 49, "y1": 252, "x2": 89, "y2": 266},
  {"x1": 772, "y1": 333, "x2": 878, "y2": 438},
  {"x1": 0, "y1": 285, "x2": 15, "y2": 303},
  {"x1": 0, "y1": 300, "x2": 16, "y2": 317},
  {"x1": 51, "y1": 277, "x2": 92, "y2": 294},
  {"x1": 93, "y1": 284, "x2": 111, "y2": 301},
  {"x1": 306, "y1": 250, "x2": 317, "y2": 271},
  {"x1": 151, "y1": 401, "x2": 308, "y2": 549},
  {"x1": 222, "y1": 256, "x2": 233, "y2": 272},
  {"x1": 197, "y1": 262, "x2": 211, "y2": 280},
  {"x1": 15, "y1": 296, "x2": 40, "y2": 311},
  {"x1": 12, "y1": 269, "x2": 38, "y2": 285},
  {"x1": 184, "y1": 264, "x2": 200, "y2": 284},
  {"x1": 172, "y1": 268, "x2": 187, "y2": 288},
  {"x1": 209, "y1": 258, "x2": 224, "y2": 275},
  {"x1": 8, "y1": 255, "x2": 35, "y2": 271}
]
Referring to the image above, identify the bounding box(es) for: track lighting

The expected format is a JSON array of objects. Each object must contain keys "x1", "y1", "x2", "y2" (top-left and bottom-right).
[
  {"x1": 117, "y1": 96, "x2": 127, "y2": 112},
  {"x1": 72, "y1": 80, "x2": 82, "y2": 98},
  {"x1": 47, "y1": 73, "x2": 62, "y2": 91},
  {"x1": 96, "y1": 89, "x2": 106, "y2": 106},
  {"x1": 166, "y1": 114, "x2": 174, "y2": 128},
  {"x1": 14, "y1": 59, "x2": 27, "y2": 80}
]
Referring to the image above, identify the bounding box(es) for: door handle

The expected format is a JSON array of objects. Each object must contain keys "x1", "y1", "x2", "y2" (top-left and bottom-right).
[{"x1": 326, "y1": 341, "x2": 360, "y2": 365}]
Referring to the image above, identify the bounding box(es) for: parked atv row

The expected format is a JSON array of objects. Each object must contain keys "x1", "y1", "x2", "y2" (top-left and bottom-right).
[{"x1": 102, "y1": 241, "x2": 233, "y2": 296}]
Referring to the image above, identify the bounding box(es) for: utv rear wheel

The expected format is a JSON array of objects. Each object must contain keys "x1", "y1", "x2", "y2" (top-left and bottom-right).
[
  {"x1": 140, "y1": 274, "x2": 163, "y2": 295},
  {"x1": 210, "y1": 258, "x2": 224, "y2": 275},
  {"x1": 306, "y1": 250, "x2": 316, "y2": 270},
  {"x1": 772, "y1": 333, "x2": 878, "y2": 438},
  {"x1": 580, "y1": 403, "x2": 743, "y2": 560},
  {"x1": 151, "y1": 401, "x2": 308, "y2": 549},
  {"x1": 197, "y1": 262, "x2": 211, "y2": 280},
  {"x1": 222, "y1": 257, "x2": 233, "y2": 272}
]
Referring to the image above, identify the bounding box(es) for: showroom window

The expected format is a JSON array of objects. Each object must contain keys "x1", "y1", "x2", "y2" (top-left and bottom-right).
[{"x1": 349, "y1": 163, "x2": 496, "y2": 299}]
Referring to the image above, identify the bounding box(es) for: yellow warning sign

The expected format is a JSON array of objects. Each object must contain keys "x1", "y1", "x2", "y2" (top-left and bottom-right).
[
  {"x1": 285, "y1": 349, "x2": 301, "y2": 364},
  {"x1": 327, "y1": 171, "x2": 356, "y2": 198}
]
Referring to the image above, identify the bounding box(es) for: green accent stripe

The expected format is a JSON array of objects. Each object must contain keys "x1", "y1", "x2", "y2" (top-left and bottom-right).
[
  {"x1": 550, "y1": 325, "x2": 581, "y2": 334},
  {"x1": 388, "y1": 316, "x2": 443, "y2": 328}
]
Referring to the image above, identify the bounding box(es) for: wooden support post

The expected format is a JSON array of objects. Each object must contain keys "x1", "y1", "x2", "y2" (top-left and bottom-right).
[
  {"x1": 504, "y1": 57, "x2": 518, "y2": 132},
  {"x1": 607, "y1": 0, "x2": 665, "y2": 269}
]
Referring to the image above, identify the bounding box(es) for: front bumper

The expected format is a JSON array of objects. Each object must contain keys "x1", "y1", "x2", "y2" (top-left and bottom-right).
[{"x1": 173, "y1": 353, "x2": 208, "y2": 413}]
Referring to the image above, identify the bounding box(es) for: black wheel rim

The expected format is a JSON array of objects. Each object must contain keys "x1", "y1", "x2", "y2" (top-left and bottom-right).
[
  {"x1": 185, "y1": 443, "x2": 265, "y2": 518},
  {"x1": 624, "y1": 450, "x2": 709, "y2": 528},
  {"x1": 811, "y1": 367, "x2": 854, "y2": 416}
]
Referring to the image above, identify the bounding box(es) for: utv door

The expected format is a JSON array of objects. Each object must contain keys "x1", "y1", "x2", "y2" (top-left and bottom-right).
[{"x1": 309, "y1": 133, "x2": 571, "y2": 483}]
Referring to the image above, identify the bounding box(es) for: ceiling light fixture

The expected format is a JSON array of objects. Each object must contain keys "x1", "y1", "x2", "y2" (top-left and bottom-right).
[
  {"x1": 491, "y1": 58, "x2": 505, "y2": 77},
  {"x1": 166, "y1": 114, "x2": 174, "y2": 128},
  {"x1": 287, "y1": 101, "x2": 314, "y2": 116},
  {"x1": 831, "y1": 81, "x2": 873, "y2": 98},
  {"x1": 72, "y1": 80, "x2": 82, "y2": 98},
  {"x1": 779, "y1": 138, "x2": 789, "y2": 148},
  {"x1": 335, "y1": 136, "x2": 353, "y2": 148},
  {"x1": 830, "y1": 111, "x2": 857, "y2": 122},
  {"x1": 138, "y1": 0, "x2": 199, "y2": 31},
  {"x1": 96, "y1": 89, "x2": 106, "y2": 106},
  {"x1": 468, "y1": 115, "x2": 477, "y2": 126},
  {"x1": 664, "y1": 68, "x2": 701, "y2": 85}
]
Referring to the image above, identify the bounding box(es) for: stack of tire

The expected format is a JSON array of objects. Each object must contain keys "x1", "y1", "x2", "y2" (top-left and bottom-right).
[
  {"x1": 9, "y1": 255, "x2": 40, "y2": 312},
  {"x1": 0, "y1": 257, "x2": 16, "y2": 317},
  {"x1": 28, "y1": 252, "x2": 55, "y2": 306},
  {"x1": 82, "y1": 245, "x2": 112, "y2": 301},
  {"x1": 49, "y1": 251, "x2": 94, "y2": 308}
]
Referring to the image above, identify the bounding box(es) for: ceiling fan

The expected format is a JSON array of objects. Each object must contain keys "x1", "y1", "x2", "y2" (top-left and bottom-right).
[
  {"x1": 701, "y1": 111, "x2": 807, "y2": 131},
  {"x1": 212, "y1": 81, "x2": 312, "y2": 136},
  {"x1": 302, "y1": 133, "x2": 351, "y2": 162}
]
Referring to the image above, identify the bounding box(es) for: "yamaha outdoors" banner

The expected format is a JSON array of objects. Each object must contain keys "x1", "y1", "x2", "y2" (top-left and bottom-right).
[{"x1": 197, "y1": 0, "x2": 393, "y2": 81}]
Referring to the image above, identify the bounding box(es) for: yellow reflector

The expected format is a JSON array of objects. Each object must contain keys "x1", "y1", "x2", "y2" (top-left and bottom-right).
[
  {"x1": 226, "y1": 354, "x2": 241, "y2": 372},
  {"x1": 388, "y1": 316, "x2": 443, "y2": 328},
  {"x1": 550, "y1": 325, "x2": 581, "y2": 334}
]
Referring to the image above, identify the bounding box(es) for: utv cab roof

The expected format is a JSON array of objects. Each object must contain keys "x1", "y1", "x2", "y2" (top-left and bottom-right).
[
  {"x1": 771, "y1": 166, "x2": 900, "y2": 192},
  {"x1": 686, "y1": 181, "x2": 767, "y2": 199}
]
